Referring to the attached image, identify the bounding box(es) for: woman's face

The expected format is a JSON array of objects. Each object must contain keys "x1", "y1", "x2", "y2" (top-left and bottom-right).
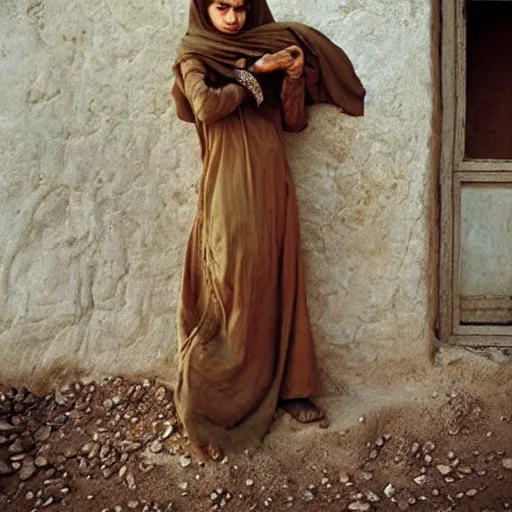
[{"x1": 207, "y1": 0, "x2": 248, "y2": 35}]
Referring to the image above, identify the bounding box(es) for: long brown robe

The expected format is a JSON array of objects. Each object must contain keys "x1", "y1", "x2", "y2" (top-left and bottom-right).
[{"x1": 173, "y1": 0, "x2": 365, "y2": 452}]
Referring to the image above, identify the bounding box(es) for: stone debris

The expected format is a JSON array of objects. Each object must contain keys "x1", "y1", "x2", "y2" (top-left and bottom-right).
[
  {"x1": 436, "y1": 464, "x2": 452, "y2": 476},
  {"x1": 348, "y1": 500, "x2": 371, "y2": 511},
  {"x1": 502, "y1": 458, "x2": 512, "y2": 470},
  {"x1": 366, "y1": 491, "x2": 380, "y2": 502},
  {"x1": 413, "y1": 475, "x2": 427, "y2": 485},
  {"x1": 1, "y1": 378, "x2": 511, "y2": 511},
  {"x1": 180, "y1": 455, "x2": 192, "y2": 468},
  {"x1": 302, "y1": 490, "x2": 314, "y2": 502},
  {"x1": 383, "y1": 483, "x2": 396, "y2": 498}
]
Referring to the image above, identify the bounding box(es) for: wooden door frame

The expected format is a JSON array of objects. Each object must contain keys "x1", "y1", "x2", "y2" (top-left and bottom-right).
[{"x1": 439, "y1": 0, "x2": 512, "y2": 346}]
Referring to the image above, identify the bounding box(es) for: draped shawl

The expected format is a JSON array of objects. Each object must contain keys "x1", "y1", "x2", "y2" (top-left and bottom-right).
[{"x1": 172, "y1": 0, "x2": 366, "y2": 123}]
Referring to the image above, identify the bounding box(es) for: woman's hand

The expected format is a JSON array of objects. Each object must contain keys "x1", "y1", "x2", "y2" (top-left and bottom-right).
[
  {"x1": 248, "y1": 45, "x2": 304, "y2": 78},
  {"x1": 286, "y1": 46, "x2": 304, "y2": 79}
]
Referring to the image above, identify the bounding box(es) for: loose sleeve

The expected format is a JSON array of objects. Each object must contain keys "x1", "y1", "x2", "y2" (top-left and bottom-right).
[
  {"x1": 180, "y1": 58, "x2": 247, "y2": 125},
  {"x1": 281, "y1": 73, "x2": 308, "y2": 133}
]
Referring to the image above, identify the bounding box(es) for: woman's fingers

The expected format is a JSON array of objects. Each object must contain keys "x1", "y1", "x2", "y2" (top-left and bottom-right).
[{"x1": 248, "y1": 45, "x2": 304, "y2": 74}]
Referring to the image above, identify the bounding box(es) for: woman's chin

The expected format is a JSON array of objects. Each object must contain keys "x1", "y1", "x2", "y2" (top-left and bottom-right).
[{"x1": 220, "y1": 27, "x2": 243, "y2": 35}]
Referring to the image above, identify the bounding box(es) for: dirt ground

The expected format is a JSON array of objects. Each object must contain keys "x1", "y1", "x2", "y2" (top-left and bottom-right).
[{"x1": 2, "y1": 347, "x2": 512, "y2": 512}]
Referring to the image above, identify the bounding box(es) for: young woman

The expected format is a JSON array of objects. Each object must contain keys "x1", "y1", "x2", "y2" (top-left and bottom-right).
[{"x1": 172, "y1": 0, "x2": 365, "y2": 460}]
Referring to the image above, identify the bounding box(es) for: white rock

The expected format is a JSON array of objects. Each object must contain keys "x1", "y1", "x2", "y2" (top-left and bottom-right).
[
  {"x1": 466, "y1": 489, "x2": 478, "y2": 497},
  {"x1": 502, "y1": 458, "x2": 512, "y2": 470},
  {"x1": 245, "y1": 479, "x2": 254, "y2": 487},
  {"x1": 178, "y1": 482, "x2": 188, "y2": 491},
  {"x1": 436, "y1": 464, "x2": 452, "y2": 476},
  {"x1": 339, "y1": 473, "x2": 350, "y2": 484},
  {"x1": 413, "y1": 475, "x2": 426, "y2": 485},
  {"x1": 302, "y1": 491, "x2": 314, "y2": 502},
  {"x1": 179, "y1": 455, "x2": 192, "y2": 468},
  {"x1": 348, "y1": 501, "x2": 370, "y2": 511},
  {"x1": 125, "y1": 472, "x2": 136, "y2": 489},
  {"x1": 161, "y1": 424, "x2": 174, "y2": 440},
  {"x1": 366, "y1": 491, "x2": 380, "y2": 502},
  {"x1": 384, "y1": 483, "x2": 395, "y2": 498}
]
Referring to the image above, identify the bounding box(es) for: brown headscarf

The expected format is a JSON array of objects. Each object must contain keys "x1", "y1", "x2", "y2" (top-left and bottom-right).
[{"x1": 172, "y1": 0, "x2": 366, "y2": 122}]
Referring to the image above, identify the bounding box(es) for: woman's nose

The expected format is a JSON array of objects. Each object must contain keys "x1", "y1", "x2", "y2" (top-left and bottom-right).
[{"x1": 226, "y1": 10, "x2": 236, "y2": 23}]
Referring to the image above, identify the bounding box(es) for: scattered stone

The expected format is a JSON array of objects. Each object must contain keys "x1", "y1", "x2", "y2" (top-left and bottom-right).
[
  {"x1": 103, "y1": 398, "x2": 114, "y2": 410},
  {"x1": 33, "y1": 426, "x2": 50, "y2": 444},
  {"x1": 466, "y1": 489, "x2": 478, "y2": 497},
  {"x1": 0, "y1": 419, "x2": 20, "y2": 434},
  {"x1": 126, "y1": 472, "x2": 136, "y2": 489},
  {"x1": 41, "y1": 496, "x2": 55, "y2": 508},
  {"x1": 436, "y1": 464, "x2": 452, "y2": 476},
  {"x1": 120, "y1": 441, "x2": 142, "y2": 454},
  {"x1": 34, "y1": 456, "x2": 48, "y2": 468},
  {"x1": 348, "y1": 501, "x2": 370, "y2": 511},
  {"x1": 179, "y1": 455, "x2": 192, "y2": 468},
  {"x1": 149, "y1": 441, "x2": 163, "y2": 454},
  {"x1": 366, "y1": 491, "x2": 380, "y2": 502},
  {"x1": 413, "y1": 475, "x2": 427, "y2": 485},
  {"x1": 161, "y1": 423, "x2": 174, "y2": 440},
  {"x1": 9, "y1": 436, "x2": 34, "y2": 454},
  {"x1": 302, "y1": 490, "x2": 314, "y2": 502},
  {"x1": 128, "y1": 501, "x2": 139, "y2": 509},
  {"x1": 502, "y1": 458, "x2": 512, "y2": 470},
  {"x1": 48, "y1": 414, "x2": 67, "y2": 427},
  {"x1": 423, "y1": 441, "x2": 435, "y2": 453},
  {"x1": 178, "y1": 482, "x2": 188, "y2": 491},
  {"x1": 339, "y1": 473, "x2": 350, "y2": 484},
  {"x1": 20, "y1": 458, "x2": 36, "y2": 481},
  {"x1": 384, "y1": 483, "x2": 395, "y2": 498},
  {"x1": 102, "y1": 467, "x2": 115, "y2": 479},
  {"x1": 245, "y1": 479, "x2": 254, "y2": 487}
]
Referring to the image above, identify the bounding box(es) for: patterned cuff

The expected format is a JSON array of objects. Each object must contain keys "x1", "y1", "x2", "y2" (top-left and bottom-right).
[{"x1": 233, "y1": 69, "x2": 264, "y2": 107}]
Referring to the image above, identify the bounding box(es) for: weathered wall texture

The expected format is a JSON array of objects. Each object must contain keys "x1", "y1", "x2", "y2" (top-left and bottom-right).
[{"x1": 0, "y1": 1, "x2": 435, "y2": 392}]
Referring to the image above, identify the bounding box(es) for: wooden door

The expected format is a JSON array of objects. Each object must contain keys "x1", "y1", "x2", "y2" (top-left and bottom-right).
[{"x1": 440, "y1": 0, "x2": 512, "y2": 345}]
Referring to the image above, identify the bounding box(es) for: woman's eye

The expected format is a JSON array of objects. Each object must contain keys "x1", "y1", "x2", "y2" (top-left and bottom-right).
[{"x1": 216, "y1": 5, "x2": 228, "y2": 11}]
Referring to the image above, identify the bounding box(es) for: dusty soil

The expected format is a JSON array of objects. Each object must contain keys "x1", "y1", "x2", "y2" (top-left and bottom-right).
[{"x1": 2, "y1": 356, "x2": 512, "y2": 512}]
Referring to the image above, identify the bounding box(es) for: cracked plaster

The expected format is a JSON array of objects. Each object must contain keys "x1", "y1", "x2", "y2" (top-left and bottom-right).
[{"x1": 0, "y1": 0, "x2": 435, "y2": 392}]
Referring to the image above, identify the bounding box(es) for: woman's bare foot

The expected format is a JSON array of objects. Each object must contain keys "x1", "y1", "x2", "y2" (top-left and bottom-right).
[
  {"x1": 280, "y1": 398, "x2": 328, "y2": 427},
  {"x1": 189, "y1": 442, "x2": 223, "y2": 463},
  {"x1": 206, "y1": 443, "x2": 223, "y2": 461}
]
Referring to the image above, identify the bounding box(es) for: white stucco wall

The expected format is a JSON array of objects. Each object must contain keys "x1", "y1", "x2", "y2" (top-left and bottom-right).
[{"x1": 0, "y1": 0, "x2": 435, "y2": 391}]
